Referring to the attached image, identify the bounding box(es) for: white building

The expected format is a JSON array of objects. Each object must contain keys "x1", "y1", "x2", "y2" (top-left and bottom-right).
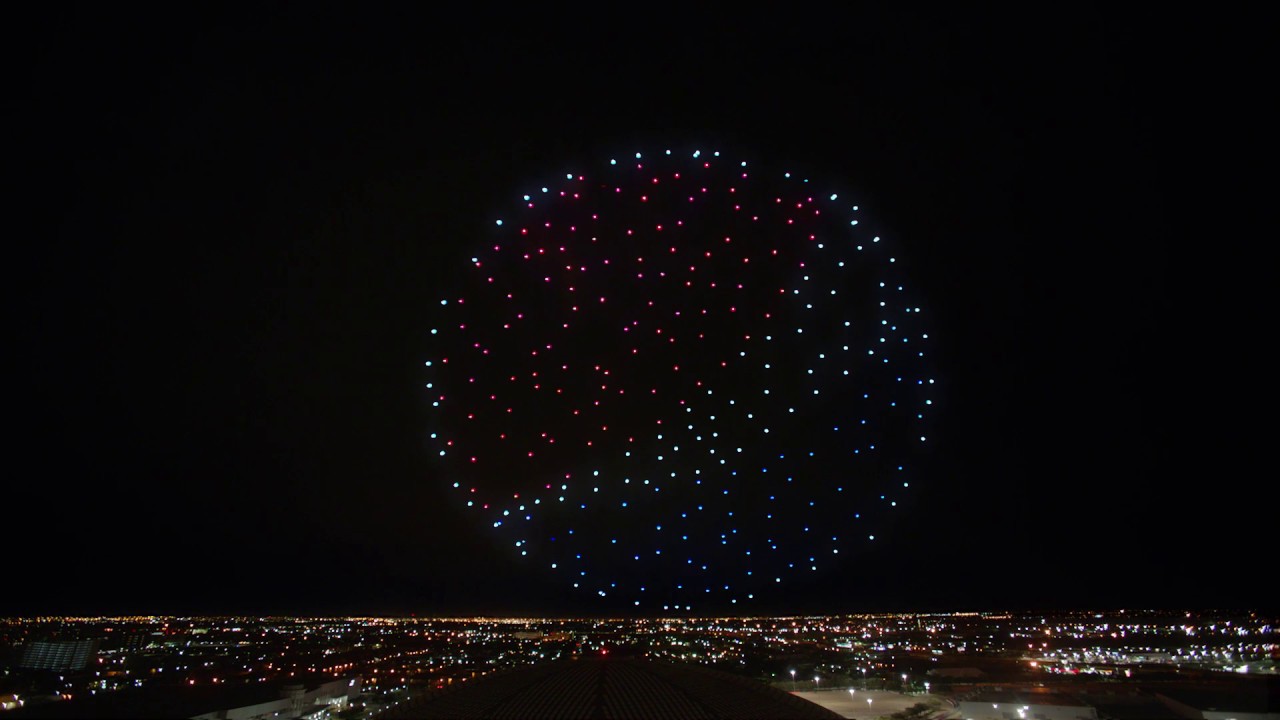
[{"x1": 189, "y1": 676, "x2": 362, "y2": 720}]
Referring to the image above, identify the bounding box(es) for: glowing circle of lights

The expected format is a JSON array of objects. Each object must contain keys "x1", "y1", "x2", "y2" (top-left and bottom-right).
[{"x1": 424, "y1": 148, "x2": 934, "y2": 610}]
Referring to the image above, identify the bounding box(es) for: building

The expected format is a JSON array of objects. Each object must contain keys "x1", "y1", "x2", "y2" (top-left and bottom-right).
[
  {"x1": 189, "y1": 677, "x2": 361, "y2": 720},
  {"x1": 18, "y1": 639, "x2": 99, "y2": 671},
  {"x1": 386, "y1": 656, "x2": 843, "y2": 719}
]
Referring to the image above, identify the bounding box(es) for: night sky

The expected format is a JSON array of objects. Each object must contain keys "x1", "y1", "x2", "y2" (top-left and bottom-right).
[{"x1": 5, "y1": 7, "x2": 1269, "y2": 616}]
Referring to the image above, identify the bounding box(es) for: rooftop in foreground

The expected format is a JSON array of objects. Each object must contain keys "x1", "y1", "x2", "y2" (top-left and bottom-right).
[{"x1": 386, "y1": 656, "x2": 845, "y2": 719}]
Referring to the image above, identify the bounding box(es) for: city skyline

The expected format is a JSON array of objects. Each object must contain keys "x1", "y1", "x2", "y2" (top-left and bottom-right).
[
  {"x1": 5, "y1": 7, "x2": 1269, "y2": 618},
  {"x1": 2, "y1": 609, "x2": 1275, "y2": 718}
]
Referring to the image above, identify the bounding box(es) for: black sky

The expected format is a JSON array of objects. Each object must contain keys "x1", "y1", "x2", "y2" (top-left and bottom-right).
[{"x1": 4, "y1": 6, "x2": 1270, "y2": 616}]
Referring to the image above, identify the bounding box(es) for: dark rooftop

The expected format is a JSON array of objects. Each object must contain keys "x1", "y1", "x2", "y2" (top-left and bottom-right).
[{"x1": 386, "y1": 657, "x2": 844, "y2": 719}]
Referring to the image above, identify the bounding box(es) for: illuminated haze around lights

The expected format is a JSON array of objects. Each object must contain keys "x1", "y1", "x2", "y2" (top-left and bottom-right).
[{"x1": 424, "y1": 148, "x2": 934, "y2": 611}]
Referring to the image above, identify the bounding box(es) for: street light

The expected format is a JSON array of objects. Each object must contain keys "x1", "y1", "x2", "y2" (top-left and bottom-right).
[
  {"x1": 814, "y1": 675, "x2": 820, "y2": 690},
  {"x1": 790, "y1": 669, "x2": 796, "y2": 691},
  {"x1": 924, "y1": 682, "x2": 930, "y2": 693}
]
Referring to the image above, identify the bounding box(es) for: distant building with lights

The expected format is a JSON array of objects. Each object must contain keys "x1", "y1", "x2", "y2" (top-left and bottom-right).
[{"x1": 18, "y1": 639, "x2": 98, "y2": 671}]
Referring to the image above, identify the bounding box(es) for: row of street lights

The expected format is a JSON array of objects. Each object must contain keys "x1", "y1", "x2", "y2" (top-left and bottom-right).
[
  {"x1": 787, "y1": 669, "x2": 821, "y2": 691},
  {"x1": 788, "y1": 670, "x2": 928, "y2": 692}
]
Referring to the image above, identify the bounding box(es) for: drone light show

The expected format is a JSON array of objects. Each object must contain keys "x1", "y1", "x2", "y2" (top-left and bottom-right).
[{"x1": 425, "y1": 148, "x2": 934, "y2": 610}]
